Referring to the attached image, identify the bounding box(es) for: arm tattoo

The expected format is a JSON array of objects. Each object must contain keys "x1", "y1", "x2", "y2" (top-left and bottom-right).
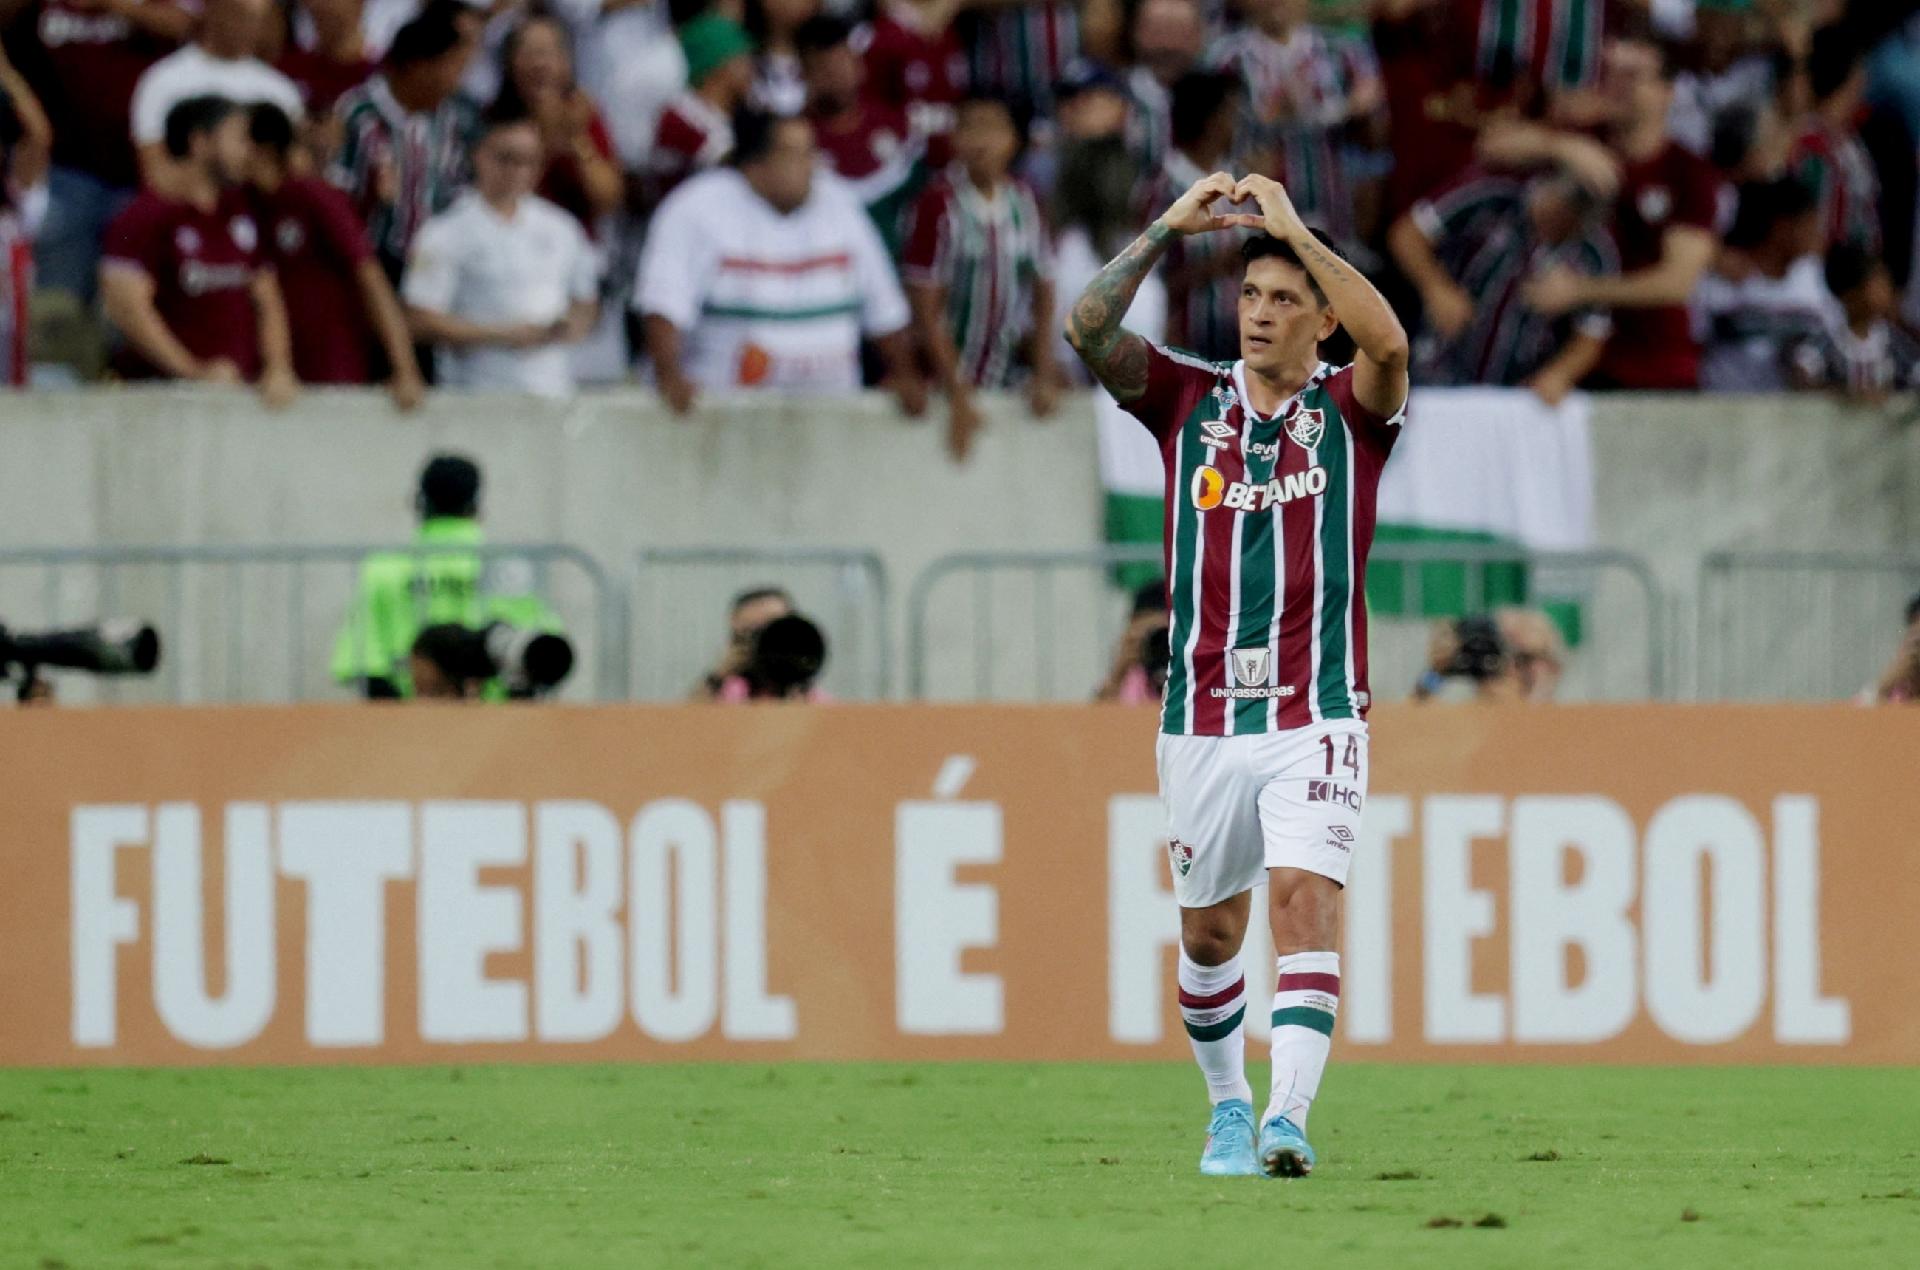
[
  {"x1": 1291, "y1": 232, "x2": 1351, "y2": 287},
  {"x1": 1066, "y1": 222, "x2": 1177, "y2": 402}
]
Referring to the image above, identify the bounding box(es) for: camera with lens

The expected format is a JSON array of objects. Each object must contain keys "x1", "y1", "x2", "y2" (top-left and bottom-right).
[
  {"x1": 0, "y1": 619, "x2": 162, "y2": 702},
  {"x1": 409, "y1": 622, "x2": 574, "y2": 700},
  {"x1": 738, "y1": 613, "x2": 827, "y2": 699},
  {"x1": 1440, "y1": 615, "x2": 1511, "y2": 682}
]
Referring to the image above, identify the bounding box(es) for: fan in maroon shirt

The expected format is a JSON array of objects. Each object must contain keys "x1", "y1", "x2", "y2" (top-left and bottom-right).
[
  {"x1": 99, "y1": 94, "x2": 296, "y2": 403},
  {"x1": 798, "y1": 17, "x2": 919, "y2": 214},
  {"x1": 13, "y1": 0, "x2": 194, "y2": 298},
  {"x1": 274, "y1": 0, "x2": 377, "y2": 118},
  {"x1": 1515, "y1": 34, "x2": 1722, "y2": 390},
  {"x1": 245, "y1": 102, "x2": 423, "y2": 405},
  {"x1": 862, "y1": 0, "x2": 964, "y2": 169}
]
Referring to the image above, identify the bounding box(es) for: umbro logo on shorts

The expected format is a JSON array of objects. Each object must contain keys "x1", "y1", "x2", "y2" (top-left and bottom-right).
[{"x1": 1324, "y1": 825, "x2": 1356, "y2": 852}]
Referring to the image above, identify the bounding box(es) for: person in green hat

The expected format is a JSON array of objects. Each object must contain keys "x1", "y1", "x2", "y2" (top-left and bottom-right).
[
  {"x1": 331, "y1": 452, "x2": 563, "y2": 699},
  {"x1": 645, "y1": 14, "x2": 757, "y2": 205}
]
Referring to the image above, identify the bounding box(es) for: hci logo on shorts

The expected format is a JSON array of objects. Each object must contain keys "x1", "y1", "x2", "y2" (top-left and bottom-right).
[
  {"x1": 1308, "y1": 780, "x2": 1363, "y2": 812},
  {"x1": 1168, "y1": 838, "x2": 1195, "y2": 877},
  {"x1": 1230, "y1": 648, "x2": 1271, "y2": 686}
]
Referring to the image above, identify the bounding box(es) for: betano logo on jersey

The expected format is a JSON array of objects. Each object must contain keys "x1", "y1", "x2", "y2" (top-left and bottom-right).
[{"x1": 1190, "y1": 464, "x2": 1328, "y2": 512}]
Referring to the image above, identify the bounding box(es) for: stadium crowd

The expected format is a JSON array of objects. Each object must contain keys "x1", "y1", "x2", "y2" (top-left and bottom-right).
[{"x1": 0, "y1": 0, "x2": 1916, "y2": 446}]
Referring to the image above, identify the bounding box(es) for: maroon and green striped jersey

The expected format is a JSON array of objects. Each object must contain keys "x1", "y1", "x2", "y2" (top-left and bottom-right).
[
  {"x1": 1123, "y1": 347, "x2": 1405, "y2": 736},
  {"x1": 902, "y1": 168, "x2": 1051, "y2": 388}
]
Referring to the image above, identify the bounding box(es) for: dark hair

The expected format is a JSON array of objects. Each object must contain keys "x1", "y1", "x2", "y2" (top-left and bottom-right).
[
  {"x1": 1131, "y1": 578, "x2": 1167, "y2": 616},
  {"x1": 248, "y1": 101, "x2": 296, "y2": 159},
  {"x1": 1240, "y1": 233, "x2": 1329, "y2": 307},
  {"x1": 730, "y1": 106, "x2": 805, "y2": 166},
  {"x1": 411, "y1": 623, "x2": 492, "y2": 687},
  {"x1": 387, "y1": 2, "x2": 466, "y2": 68},
  {"x1": 795, "y1": 14, "x2": 851, "y2": 55},
  {"x1": 418, "y1": 453, "x2": 482, "y2": 519},
  {"x1": 732, "y1": 586, "x2": 792, "y2": 614},
  {"x1": 1725, "y1": 177, "x2": 1817, "y2": 249},
  {"x1": 164, "y1": 95, "x2": 239, "y2": 159},
  {"x1": 956, "y1": 93, "x2": 1029, "y2": 153},
  {"x1": 1168, "y1": 71, "x2": 1237, "y2": 151},
  {"x1": 479, "y1": 96, "x2": 538, "y2": 137},
  {"x1": 1808, "y1": 23, "x2": 1864, "y2": 103},
  {"x1": 1824, "y1": 241, "x2": 1881, "y2": 297},
  {"x1": 493, "y1": 11, "x2": 576, "y2": 120},
  {"x1": 668, "y1": 0, "x2": 714, "y2": 27},
  {"x1": 1907, "y1": 591, "x2": 1920, "y2": 628}
]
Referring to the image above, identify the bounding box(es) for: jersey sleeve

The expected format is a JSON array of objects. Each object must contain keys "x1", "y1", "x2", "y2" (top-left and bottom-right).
[
  {"x1": 849, "y1": 199, "x2": 911, "y2": 336},
  {"x1": 1118, "y1": 342, "x2": 1217, "y2": 441},
  {"x1": 399, "y1": 215, "x2": 460, "y2": 313},
  {"x1": 899, "y1": 184, "x2": 950, "y2": 287},
  {"x1": 311, "y1": 184, "x2": 375, "y2": 267},
  {"x1": 100, "y1": 198, "x2": 162, "y2": 278},
  {"x1": 1670, "y1": 155, "x2": 1722, "y2": 232},
  {"x1": 1322, "y1": 362, "x2": 1406, "y2": 454},
  {"x1": 633, "y1": 185, "x2": 711, "y2": 327}
]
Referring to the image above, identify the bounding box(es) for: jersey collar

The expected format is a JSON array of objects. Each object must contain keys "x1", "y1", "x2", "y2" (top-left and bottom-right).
[{"x1": 1232, "y1": 359, "x2": 1332, "y2": 425}]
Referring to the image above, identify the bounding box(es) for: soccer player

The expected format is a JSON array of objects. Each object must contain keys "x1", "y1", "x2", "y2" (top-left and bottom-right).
[{"x1": 1064, "y1": 171, "x2": 1409, "y2": 1178}]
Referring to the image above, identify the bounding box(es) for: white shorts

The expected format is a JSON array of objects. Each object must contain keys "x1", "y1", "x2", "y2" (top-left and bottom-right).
[{"x1": 1157, "y1": 721, "x2": 1370, "y2": 908}]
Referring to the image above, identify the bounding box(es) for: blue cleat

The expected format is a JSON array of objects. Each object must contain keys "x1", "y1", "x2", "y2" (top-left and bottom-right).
[
  {"x1": 1258, "y1": 1113, "x2": 1316, "y2": 1178},
  {"x1": 1198, "y1": 1099, "x2": 1260, "y2": 1177}
]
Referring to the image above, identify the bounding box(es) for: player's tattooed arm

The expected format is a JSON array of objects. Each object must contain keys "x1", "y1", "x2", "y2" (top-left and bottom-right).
[
  {"x1": 1063, "y1": 227, "x2": 1171, "y2": 402},
  {"x1": 1065, "y1": 171, "x2": 1241, "y2": 403}
]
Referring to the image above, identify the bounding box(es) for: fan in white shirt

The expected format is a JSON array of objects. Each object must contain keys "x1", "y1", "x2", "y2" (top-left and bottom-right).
[
  {"x1": 130, "y1": 0, "x2": 305, "y2": 190},
  {"x1": 635, "y1": 109, "x2": 927, "y2": 417},
  {"x1": 401, "y1": 106, "x2": 600, "y2": 398}
]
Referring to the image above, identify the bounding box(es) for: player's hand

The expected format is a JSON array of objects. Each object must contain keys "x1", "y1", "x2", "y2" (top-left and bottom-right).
[
  {"x1": 257, "y1": 364, "x2": 299, "y2": 411},
  {"x1": 1522, "y1": 264, "x2": 1582, "y2": 317},
  {"x1": 947, "y1": 390, "x2": 983, "y2": 462},
  {"x1": 1224, "y1": 174, "x2": 1308, "y2": 242},
  {"x1": 887, "y1": 368, "x2": 929, "y2": 418},
  {"x1": 1423, "y1": 280, "x2": 1475, "y2": 341},
  {"x1": 1154, "y1": 171, "x2": 1242, "y2": 237}
]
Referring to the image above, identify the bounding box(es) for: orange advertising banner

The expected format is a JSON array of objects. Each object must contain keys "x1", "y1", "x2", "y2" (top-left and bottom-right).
[{"x1": 0, "y1": 704, "x2": 1914, "y2": 1067}]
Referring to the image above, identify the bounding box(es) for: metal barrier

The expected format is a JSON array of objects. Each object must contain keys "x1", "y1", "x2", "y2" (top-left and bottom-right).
[
  {"x1": 0, "y1": 543, "x2": 628, "y2": 703},
  {"x1": 1366, "y1": 542, "x2": 1668, "y2": 702},
  {"x1": 906, "y1": 542, "x2": 1668, "y2": 702},
  {"x1": 906, "y1": 545, "x2": 1164, "y2": 701},
  {"x1": 631, "y1": 547, "x2": 890, "y2": 700},
  {"x1": 1699, "y1": 551, "x2": 1920, "y2": 700}
]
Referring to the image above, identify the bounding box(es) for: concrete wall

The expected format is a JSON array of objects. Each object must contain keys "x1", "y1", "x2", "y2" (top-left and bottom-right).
[{"x1": 1, "y1": 387, "x2": 1913, "y2": 702}]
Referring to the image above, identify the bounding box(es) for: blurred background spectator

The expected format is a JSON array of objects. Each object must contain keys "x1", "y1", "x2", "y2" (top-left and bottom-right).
[
  {"x1": 1865, "y1": 590, "x2": 1920, "y2": 704},
  {"x1": 130, "y1": 0, "x2": 302, "y2": 190},
  {"x1": 100, "y1": 95, "x2": 296, "y2": 402},
  {"x1": 903, "y1": 93, "x2": 1057, "y2": 459},
  {"x1": 248, "y1": 100, "x2": 423, "y2": 405},
  {"x1": 1692, "y1": 173, "x2": 1829, "y2": 391},
  {"x1": 0, "y1": 0, "x2": 1912, "y2": 404},
  {"x1": 635, "y1": 108, "x2": 923, "y2": 414},
  {"x1": 1095, "y1": 576, "x2": 1169, "y2": 704},
  {"x1": 401, "y1": 101, "x2": 599, "y2": 397},
  {"x1": 328, "y1": 0, "x2": 476, "y2": 282},
  {"x1": 0, "y1": 37, "x2": 49, "y2": 383}
]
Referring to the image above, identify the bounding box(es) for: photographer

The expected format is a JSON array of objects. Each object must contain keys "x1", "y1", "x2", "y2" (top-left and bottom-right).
[
  {"x1": 700, "y1": 592, "x2": 830, "y2": 703},
  {"x1": 332, "y1": 453, "x2": 564, "y2": 699},
  {"x1": 1414, "y1": 607, "x2": 1565, "y2": 704},
  {"x1": 1096, "y1": 579, "x2": 1171, "y2": 705},
  {"x1": 406, "y1": 621, "x2": 574, "y2": 702}
]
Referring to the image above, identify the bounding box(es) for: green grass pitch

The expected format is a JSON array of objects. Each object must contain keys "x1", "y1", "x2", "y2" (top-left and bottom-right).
[{"x1": 3, "y1": 1063, "x2": 1916, "y2": 1268}]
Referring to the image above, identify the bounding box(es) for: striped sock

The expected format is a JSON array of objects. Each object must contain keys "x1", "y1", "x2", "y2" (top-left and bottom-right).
[
  {"x1": 1267, "y1": 951, "x2": 1340, "y2": 1132},
  {"x1": 1178, "y1": 948, "x2": 1253, "y2": 1106}
]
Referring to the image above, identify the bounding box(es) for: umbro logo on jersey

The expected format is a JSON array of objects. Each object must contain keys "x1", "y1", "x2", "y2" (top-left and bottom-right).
[
  {"x1": 1191, "y1": 464, "x2": 1327, "y2": 512},
  {"x1": 1199, "y1": 419, "x2": 1235, "y2": 450}
]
